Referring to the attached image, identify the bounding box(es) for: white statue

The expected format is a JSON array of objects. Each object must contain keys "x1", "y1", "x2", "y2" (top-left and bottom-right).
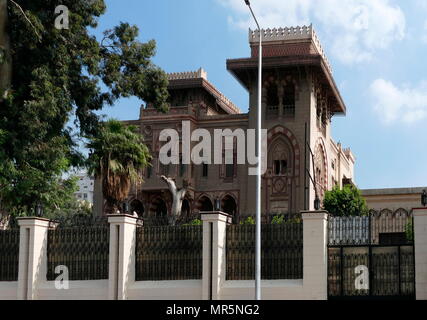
[{"x1": 160, "y1": 176, "x2": 188, "y2": 224}]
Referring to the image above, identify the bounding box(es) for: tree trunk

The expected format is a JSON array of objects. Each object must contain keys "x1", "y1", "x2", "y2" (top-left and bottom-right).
[{"x1": 0, "y1": 0, "x2": 11, "y2": 100}]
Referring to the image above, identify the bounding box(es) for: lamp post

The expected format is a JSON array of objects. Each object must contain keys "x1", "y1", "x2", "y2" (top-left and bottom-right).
[{"x1": 244, "y1": 0, "x2": 262, "y2": 300}]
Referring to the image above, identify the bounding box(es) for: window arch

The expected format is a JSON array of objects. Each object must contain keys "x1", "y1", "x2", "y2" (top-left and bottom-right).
[
  {"x1": 221, "y1": 195, "x2": 237, "y2": 216},
  {"x1": 130, "y1": 199, "x2": 144, "y2": 217},
  {"x1": 268, "y1": 138, "x2": 293, "y2": 177},
  {"x1": 196, "y1": 195, "x2": 213, "y2": 212}
]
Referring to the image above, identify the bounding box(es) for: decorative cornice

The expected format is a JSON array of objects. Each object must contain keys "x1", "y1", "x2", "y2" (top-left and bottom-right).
[
  {"x1": 167, "y1": 68, "x2": 208, "y2": 81},
  {"x1": 249, "y1": 24, "x2": 332, "y2": 74}
]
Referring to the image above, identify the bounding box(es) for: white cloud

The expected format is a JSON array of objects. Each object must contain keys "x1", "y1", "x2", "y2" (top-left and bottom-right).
[
  {"x1": 370, "y1": 79, "x2": 427, "y2": 124},
  {"x1": 218, "y1": 0, "x2": 406, "y2": 64}
]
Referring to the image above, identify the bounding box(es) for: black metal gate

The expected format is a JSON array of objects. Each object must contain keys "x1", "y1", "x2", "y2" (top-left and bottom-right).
[{"x1": 327, "y1": 209, "x2": 415, "y2": 300}]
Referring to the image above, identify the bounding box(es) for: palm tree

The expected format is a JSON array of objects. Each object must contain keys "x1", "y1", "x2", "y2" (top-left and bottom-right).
[{"x1": 86, "y1": 119, "x2": 151, "y2": 214}]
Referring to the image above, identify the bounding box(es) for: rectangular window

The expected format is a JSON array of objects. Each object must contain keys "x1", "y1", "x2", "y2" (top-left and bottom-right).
[
  {"x1": 281, "y1": 160, "x2": 287, "y2": 175},
  {"x1": 202, "y1": 163, "x2": 208, "y2": 177},
  {"x1": 274, "y1": 160, "x2": 281, "y2": 175},
  {"x1": 161, "y1": 163, "x2": 170, "y2": 176},
  {"x1": 179, "y1": 155, "x2": 186, "y2": 177},
  {"x1": 225, "y1": 164, "x2": 234, "y2": 178}
]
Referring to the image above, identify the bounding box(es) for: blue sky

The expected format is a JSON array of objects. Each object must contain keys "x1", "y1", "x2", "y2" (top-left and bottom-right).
[{"x1": 91, "y1": 0, "x2": 427, "y2": 190}]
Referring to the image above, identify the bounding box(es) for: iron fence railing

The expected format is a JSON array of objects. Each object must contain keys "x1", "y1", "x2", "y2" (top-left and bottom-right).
[
  {"x1": 46, "y1": 226, "x2": 110, "y2": 281},
  {"x1": 135, "y1": 225, "x2": 203, "y2": 281},
  {"x1": 328, "y1": 245, "x2": 415, "y2": 298},
  {"x1": 0, "y1": 229, "x2": 20, "y2": 281},
  {"x1": 226, "y1": 223, "x2": 303, "y2": 280},
  {"x1": 232, "y1": 213, "x2": 302, "y2": 225},
  {"x1": 140, "y1": 213, "x2": 201, "y2": 227},
  {"x1": 328, "y1": 209, "x2": 413, "y2": 246}
]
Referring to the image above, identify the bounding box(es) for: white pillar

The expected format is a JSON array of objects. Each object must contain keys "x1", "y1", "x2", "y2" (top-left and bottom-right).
[
  {"x1": 17, "y1": 217, "x2": 50, "y2": 300},
  {"x1": 413, "y1": 208, "x2": 427, "y2": 300},
  {"x1": 201, "y1": 212, "x2": 231, "y2": 300},
  {"x1": 107, "y1": 214, "x2": 139, "y2": 300},
  {"x1": 301, "y1": 210, "x2": 328, "y2": 300}
]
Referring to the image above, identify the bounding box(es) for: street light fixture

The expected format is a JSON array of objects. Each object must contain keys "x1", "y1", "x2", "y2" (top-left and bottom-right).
[
  {"x1": 314, "y1": 195, "x2": 321, "y2": 211},
  {"x1": 422, "y1": 190, "x2": 427, "y2": 207},
  {"x1": 244, "y1": 0, "x2": 262, "y2": 301}
]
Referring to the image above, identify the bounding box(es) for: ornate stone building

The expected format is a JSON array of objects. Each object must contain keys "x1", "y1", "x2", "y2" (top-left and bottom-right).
[{"x1": 94, "y1": 25, "x2": 356, "y2": 219}]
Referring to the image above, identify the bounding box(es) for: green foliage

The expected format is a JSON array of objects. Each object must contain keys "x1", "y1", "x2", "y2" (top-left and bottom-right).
[
  {"x1": 323, "y1": 185, "x2": 368, "y2": 217},
  {"x1": 183, "y1": 219, "x2": 202, "y2": 226},
  {"x1": 405, "y1": 219, "x2": 414, "y2": 242},
  {"x1": 271, "y1": 215, "x2": 302, "y2": 225},
  {"x1": 240, "y1": 216, "x2": 255, "y2": 225},
  {"x1": 86, "y1": 119, "x2": 151, "y2": 212},
  {"x1": 0, "y1": 1, "x2": 168, "y2": 215}
]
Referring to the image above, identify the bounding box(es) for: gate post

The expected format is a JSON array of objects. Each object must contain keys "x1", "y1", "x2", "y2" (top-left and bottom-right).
[
  {"x1": 16, "y1": 217, "x2": 51, "y2": 300},
  {"x1": 301, "y1": 210, "x2": 329, "y2": 300},
  {"x1": 413, "y1": 207, "x2": 427, "y2": 300},
  {"x1": 107, "y1": 214, "x2": 139, "y2": 300},
  {"x1": 201, "y1": 212, "x2": 231, "y2": 300}
]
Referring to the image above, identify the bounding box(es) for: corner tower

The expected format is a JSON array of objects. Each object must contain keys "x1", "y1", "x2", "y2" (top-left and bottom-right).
[{"x1": 227, "y1": 25, "x2": 352, "y2": 214}]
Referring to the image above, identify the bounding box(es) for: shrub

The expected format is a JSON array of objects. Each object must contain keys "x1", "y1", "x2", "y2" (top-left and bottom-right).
[{"x1": 323, "y1": 185, "x2": 368, "y2": 217}]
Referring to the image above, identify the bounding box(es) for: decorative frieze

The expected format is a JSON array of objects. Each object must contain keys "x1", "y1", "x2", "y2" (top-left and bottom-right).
[{"x1": 167, "y1": 67, "x2": 208, "y2": 81}]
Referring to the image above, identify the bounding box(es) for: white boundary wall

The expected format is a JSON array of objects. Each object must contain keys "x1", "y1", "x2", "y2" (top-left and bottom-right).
[{"x1": 4, "y1": 209, "x2": 425, "y2": 300}]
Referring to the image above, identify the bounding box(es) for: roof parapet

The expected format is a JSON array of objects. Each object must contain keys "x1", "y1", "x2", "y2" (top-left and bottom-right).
[
  {"x1": 167, "y1": 67, "x2": 208, "y2": 81},
  {"x1": 249, "y1": 24, "x2": 333, "y2": 74},
  {"x1": 167, "y1": 68, "x2": 241, "y2": 114}
]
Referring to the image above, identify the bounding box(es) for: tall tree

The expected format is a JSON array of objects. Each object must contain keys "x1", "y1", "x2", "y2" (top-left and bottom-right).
[
  {"x1": 0, "y1": 1, "x2": 168, "y2": 215},
  {"x1": 86, "y1": 119, "x2": 150, "y2": 214},
  {"x1": 0, "y1": 0, "x2": 11, "y2": 99}
]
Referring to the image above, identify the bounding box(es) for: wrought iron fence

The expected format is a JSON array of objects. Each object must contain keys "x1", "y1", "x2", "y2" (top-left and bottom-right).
[
  {"x1": 50, "y1": 215, "x2": 108, "y2": 228},
  {"x1": 232, "y1": 213, "x2": 302, "y2": 225},
  {"x1": 46, "y1": 226, "x2": 110, "y2": 281},
  {"x1": 328, "y1": 245, "x2": 415, "y2": 298},
  {"x1": 135, "y1": 225, "x2": 203, "y2": 281},
  {"x1": 328, "y1": 209, "x2": 413, "y2": 246},
  {"x1": 0, "y1": 229, "x2": 20, "y2": 281},
  {"x1": 140, "y1": 213, "x2": 201, "y2": 227},
  {"x1": 226, "y1": 222, "x2": 303, "y2": 280}
]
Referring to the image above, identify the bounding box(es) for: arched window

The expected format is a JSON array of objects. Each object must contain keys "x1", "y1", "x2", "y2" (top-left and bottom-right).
[
  {"x1": 274, "y1": 160, "x2": 288, "y2": 176},
  {"x1": 221, "y1": 195, "x2": 237, "y2": 216},
  {"x1": 197, "y1": 196, "x2": 213, "y2": 212},
  {"x1": 152, "y1": 198, "x2": 168, "y2": 217},
  {"x1": 130, "y1": 200, "x2": 145, "y2": 217},
  {"x1": 181, "y1": 199, "x2": 191, "y2": 218},
  {"x1": 283, "y1": 84, "x2": 295, "y2": 115},
  {"x1": 269, "y1": 139, "x2": 292, "y2": 177}
]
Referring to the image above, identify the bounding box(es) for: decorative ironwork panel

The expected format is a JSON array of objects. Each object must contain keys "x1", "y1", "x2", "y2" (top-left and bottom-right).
[
  {"x1": 135, "y1": 225, "x2": 203, "y2": 281},
  {"x1": 370, "y1": 209, "x2": 412, "y2": 245},
  {"x1": 46, "y1": 227, "x2": 109, "y2": 281},
  {"x1": 0, "y1": 230, "x2": 20, "y2": 281},
  {"x1": 328, "y1": 245, "x2": 415, "y2": 299},
  {"x1": 226, "y1": 223, "x2": 303, "y2": 280},
  {"x1": 328, "y1": 210, "x2": 413, "y2": 246},
  {"x1": 328, "y1": 216, "x2": 370, "y2": 245}
]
